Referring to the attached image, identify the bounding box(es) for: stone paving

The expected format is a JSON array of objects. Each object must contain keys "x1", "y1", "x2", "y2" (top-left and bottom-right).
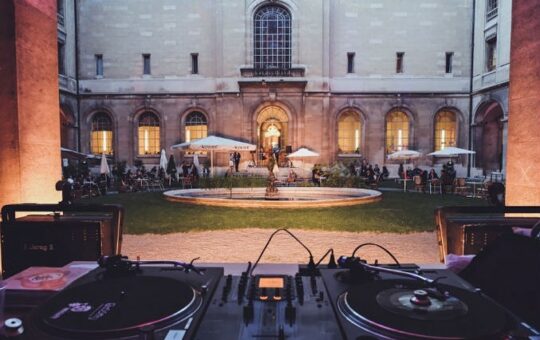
[{"x1": 122, "y1": 229, "x2": 440, "y2": 265}]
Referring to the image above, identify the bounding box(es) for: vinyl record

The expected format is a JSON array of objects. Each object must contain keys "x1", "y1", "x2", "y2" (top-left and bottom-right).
[
  {"x1": 338, "y1": 279, "x2": 510, "y2": 339},
  {"x1": 33, "y1": 275, "x2": 201, "y2": 338}
]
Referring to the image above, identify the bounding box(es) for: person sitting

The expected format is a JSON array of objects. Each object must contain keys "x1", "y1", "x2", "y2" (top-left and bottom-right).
[
  {"x1": 287, "y1": 169, "x2": 298, "y2": 186},
  {"x1": 366, "y1": 166, "x2": 377, "y2": 186},
  {"x1": 428, "y1": 168, "x2": 439, "y2": 181},
  {"x1": 373, "y1": 164, "x2": 381, "y2": 176},
  {"x1": 412, "y1": 166, "x2": 422, "y2": 177},
  {"x1": 398, "y1": 163, "x2": 404, "y2": 179},
  {"x1": 381, "y1": 166, "x2": 389, "y2": 180}
]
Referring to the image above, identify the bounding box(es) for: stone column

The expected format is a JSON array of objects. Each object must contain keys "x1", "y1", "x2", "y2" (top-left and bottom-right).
[
  {"x1": 0, "y1": 0, "x2": 61, "y2": 209},
  {"x1": 505, "y1": 1, "x2": 540, "y2": 206}
]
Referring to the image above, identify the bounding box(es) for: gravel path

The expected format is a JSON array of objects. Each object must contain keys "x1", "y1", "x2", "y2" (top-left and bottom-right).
[{"x1": 122, "y1": 229, "x2": 440, "y2": 265}]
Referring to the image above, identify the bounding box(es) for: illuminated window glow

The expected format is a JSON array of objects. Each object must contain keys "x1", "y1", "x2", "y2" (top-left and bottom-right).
[
  {"x1": 185, "y1": 112, "x2": 208, "y2": 142},
  {"x1": 138, "y1": 112, "x2": 160, "y2": 155},
  {"x1": 185, "y1": 112, "x2": 208, "y2": 155},
  {"x1": 338, "y1": 111, "x2": 362, "y2": 153},
  {"x1": 434, "y1": 111, "x2": 457, "y2": 151},
  {"x1": 386, "y1": 111, "x2": 410, "y2": 153},
  {"x1": 91, "y1": 112, "x2": 113, "y2": 155}
]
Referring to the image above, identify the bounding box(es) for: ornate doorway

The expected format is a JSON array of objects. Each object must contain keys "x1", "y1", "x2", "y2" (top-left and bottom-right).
[{"x1": 256, "y1": 106, "x2": 289, "y2": 166}]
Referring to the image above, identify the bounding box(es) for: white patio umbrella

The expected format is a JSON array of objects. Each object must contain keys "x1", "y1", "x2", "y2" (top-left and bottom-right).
[
  {"x1": 387, "y1": 149, "x2": 422, "y2": 160},
  {"x1": 159, "y1": 149, "x2": 168, "y2": 170},
  {"x1": 170, "y1": 135, "x2": 256, "y2": 177},
  {"x1": 100, "y1": 152, "x2": 110, "y2": 175},
  {"x1": 427, "y1": 147, "x2": 475, "y2": 157},
  {"x1": 286, "y1": 148, "x2": 320, "y2": 158},
  {"x1": 286, "y1": 148, "x2": 320, "y2": 175}
]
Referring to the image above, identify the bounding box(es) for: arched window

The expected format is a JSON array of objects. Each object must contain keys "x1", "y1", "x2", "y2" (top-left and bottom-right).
[
  {"x1": 254, "y1": 5, "x2": 291, "y2": 70},
  {"x1": 386, "y1": 111, "x2": 410, "y2": 153},
  {"x1": 185, "y1": 112, "x2": 208, "y2": 142},
  {"x1": 138, "y1": 112, "x2": 160, "y2": 155},
  {"x1": 338, "y1": 111, "x2": 362, "y2": 154},
  {"x1": 434, "y1": 111, "x2": 457, "y2": 151},
  {"x1": 91, "y1": 112, "x2": 113, "y2": 155}
]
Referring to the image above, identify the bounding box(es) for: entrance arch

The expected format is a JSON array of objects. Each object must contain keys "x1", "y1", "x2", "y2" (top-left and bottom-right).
[
  {"x1": 473, "y1": 101, "x2": 504, "y2": 172},
  {"x1": 256, "y1": 105, "x2": 289, "y2": 164}
]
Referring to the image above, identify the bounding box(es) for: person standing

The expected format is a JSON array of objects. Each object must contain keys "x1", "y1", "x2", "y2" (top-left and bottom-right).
[
  {"x1": 233, "y1": 151, "x2": 241, "y2": 172},
  {"x1": 229, "y1": 153, "x2": 234, "y2": 171}
]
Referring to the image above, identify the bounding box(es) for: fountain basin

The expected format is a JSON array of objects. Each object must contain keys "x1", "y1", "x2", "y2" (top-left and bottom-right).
[{"x1": 163, "y1": 187, "x2": 382, "y2": 208}]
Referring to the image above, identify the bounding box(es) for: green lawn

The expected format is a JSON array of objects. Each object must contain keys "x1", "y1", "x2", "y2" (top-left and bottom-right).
[{"x1": 87, "y1": 191, "x2": 486, "y2": 234}]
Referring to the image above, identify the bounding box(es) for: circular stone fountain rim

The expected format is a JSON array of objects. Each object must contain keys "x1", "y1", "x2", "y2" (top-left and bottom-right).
[{"x1": 163, "y1": 187, "x2": 382, "y2": 208}]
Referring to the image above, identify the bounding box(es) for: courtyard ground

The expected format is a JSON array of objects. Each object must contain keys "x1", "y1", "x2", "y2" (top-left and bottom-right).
[{"x1": 87, "y1": 189, "x2": 486, "y2": 264}]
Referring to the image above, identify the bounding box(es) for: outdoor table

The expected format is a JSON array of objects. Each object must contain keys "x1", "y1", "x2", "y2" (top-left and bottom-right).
[
  {"x1": 136, "y1": 178, "x2": 150, "y2": 191},
  {"x1": 397, "y1": 178, "x2": 411, "y2": 192},
  {"x1": 428, "y1": 180, "x2": 441, "y2": 194},
  {"x1": 465, "y1": 179, "x2": 484, "y2": 198}
]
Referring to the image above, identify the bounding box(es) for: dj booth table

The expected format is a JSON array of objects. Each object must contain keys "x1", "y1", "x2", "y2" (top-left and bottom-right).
[{"x1": 2, "y1": 260, "x2": 536, "y2": 340}]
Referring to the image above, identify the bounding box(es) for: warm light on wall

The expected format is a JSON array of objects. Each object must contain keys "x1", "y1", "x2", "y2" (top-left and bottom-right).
[
  {"x1": 144, "y1": 129, "x2": 149, "y2": 152},
  {"x1": 398, "y1": 129, "x2": 403, "y2": 150},
  {"x1": 102, "y1": 132, "x2": 107, "y2": 152},
  {"x1": 186, "y1": 129, "x2": 191, "y2": 142},
  {"x1": 441, "y1": 129, "x2": 446, "y2": 150},
  {"x1": 355, "y1": 129, "x2": 360, "y2": 150}
]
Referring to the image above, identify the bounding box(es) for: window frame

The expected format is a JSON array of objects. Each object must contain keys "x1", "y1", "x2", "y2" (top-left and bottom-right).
[
  {"x1": 396, "y1": 52, "x2": 404, "y2": 74},
  {"x1": 337, "y1": 111, "x2": 362, "y2": 154},
  {"x1": 143, "y1": 54, "x2": 151, "y2": 75},
  {"x1": 184, "y1": 111, "x2": 208, "y2": 143},
  {"x1": 486, "y1": 0, "x2": 498, "y2": 21},
  {"x1": 253, "y1": 5, "x2": 292, "y2": 71},
  {"x1": 434, "y1": 111, "x2": 457, "y2": 151},
  {"x1": 137, "y1": 112, "x2": 160, "y2": 156},
  {"x1": 95, "y1": 54, "x2": 103, "y2": 77},
  {"x1": 90, "y1": 112, "x2": 114, "y2": 155},
  {"x1": 385, "y1": 111, "x2": 410, "y2": 153},
  {"x1": 347, "y1": 52, "x2": 355, "y2": 74},
  {"x1": 445, "y1": 52, "x2": 454, "y2": 74},
  {"x1": 191, "y1": 53, "x2": 199, "y2": 74},
  {"x1": 486, "y1": 37, "x2": 497, "y2": 72}
]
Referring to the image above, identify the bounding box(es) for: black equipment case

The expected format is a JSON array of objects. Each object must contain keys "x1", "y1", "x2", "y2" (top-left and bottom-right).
[{"x1": 1, "y1": 203, "x2": 124, "y2": 279}]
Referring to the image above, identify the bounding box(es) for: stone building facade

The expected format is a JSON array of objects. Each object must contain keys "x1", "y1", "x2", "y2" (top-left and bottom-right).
[
  {"x1": 57, "y1": 0, "x2": 509, "y2": 173},
  {"x1": 471, "y1": 0, "x2": 511, "y2": 173}
]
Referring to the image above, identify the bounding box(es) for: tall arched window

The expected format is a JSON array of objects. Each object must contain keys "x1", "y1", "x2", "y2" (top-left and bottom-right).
[
  {"x1": 386, "y1": 111, "x2": 410, "y2": 153},
  {"x1": 254, "y1": 5, "x2": 291, "y2": 70},
  {"x1": 138, "y1": 112, "x2": 160, "y2": 155},
  {"x1": 338, "y1": 111, "x2": 362, "y2": 154},
  {"x1": 91, "y1": 112, "x2": 113, "y2": 155},
  {"x1": 185, "y1": 112, "x2": 208, "y2": 142},
  {"x1": 434, "y1": 111, "x2": 457, "y2": 151}
]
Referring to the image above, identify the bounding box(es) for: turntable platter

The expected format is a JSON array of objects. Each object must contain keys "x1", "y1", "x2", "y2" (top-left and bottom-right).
[
  {"x1": 33, "y1": 275, "x2": 201, "y2": 338},
  {"x1": 338, "y1": 279, "x2": 509, "y2": 339}
]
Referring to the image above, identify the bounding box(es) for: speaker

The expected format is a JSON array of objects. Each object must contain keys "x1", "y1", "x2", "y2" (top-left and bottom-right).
[
  {"x1": 286, "y1": 145, "x2": 292, "y2": 153},
  {"x1": 435, "y1": 206, "x2": 540, "y2": 261},
  {"x1": 1, "y1": 203, "x2": 124, "y2": 279},
  {"x1": 1, "y1": 215, "x2": 112, "y2": 278}
]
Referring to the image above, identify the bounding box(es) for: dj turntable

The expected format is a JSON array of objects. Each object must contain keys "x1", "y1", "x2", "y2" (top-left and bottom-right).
[
  {"x1": 320, "y1": 256, "x2": 537, "y2": 339},
  {"x1": 19, "y1": 256, "x2": 223, "y2": 339}
]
